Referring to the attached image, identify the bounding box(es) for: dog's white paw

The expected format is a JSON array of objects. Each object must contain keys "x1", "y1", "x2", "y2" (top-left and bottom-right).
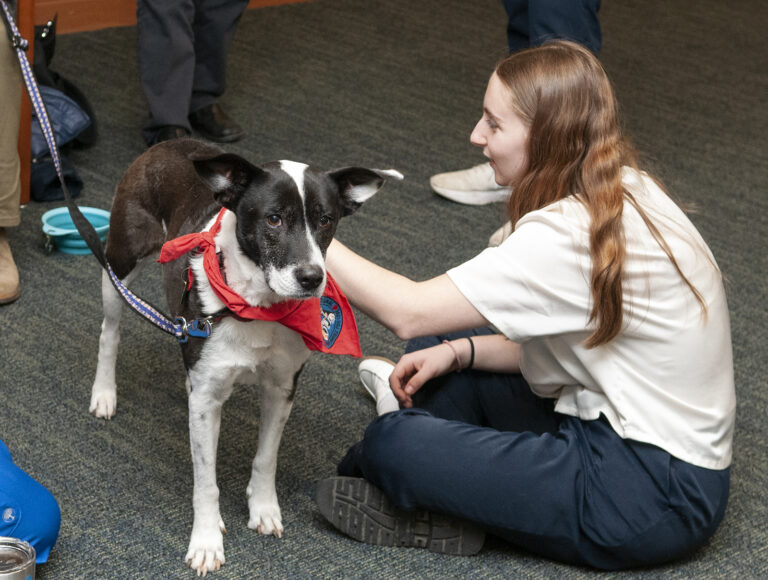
[
  {"x1": 185, "y1": 520, "x2": 226, "y2": 576},
  {"x1": 246, "y1": 493, "x2": 283, "y2": 537},
  {"x1": 89, "y1": 385, "x2": 117, "y2": 419}
]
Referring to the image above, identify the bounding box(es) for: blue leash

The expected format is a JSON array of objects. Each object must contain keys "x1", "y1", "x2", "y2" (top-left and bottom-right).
[{"x1": 0, "y1": 0, "x2": 211, "y2": 342}]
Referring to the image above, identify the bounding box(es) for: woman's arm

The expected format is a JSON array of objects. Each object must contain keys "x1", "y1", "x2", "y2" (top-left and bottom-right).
[
  {"x1": 326, "y1": 239, "x2": 489, "y2": 340},
  {"x1": 389, "y1": 334, "x2": 522, "y2": 407}
]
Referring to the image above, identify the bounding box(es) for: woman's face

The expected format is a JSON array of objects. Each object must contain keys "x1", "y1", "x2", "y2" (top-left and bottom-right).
[{"x1": 470, "y1": 73, "x2": 530, "y2": 187}]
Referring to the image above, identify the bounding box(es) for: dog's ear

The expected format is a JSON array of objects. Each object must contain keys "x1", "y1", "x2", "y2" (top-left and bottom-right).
[
  {"x1": 328, "y1": 167, "x2": 403, "y2": 216},
  {"x1": 192, "y1": 153, "x2": 265, "y2": 210}
]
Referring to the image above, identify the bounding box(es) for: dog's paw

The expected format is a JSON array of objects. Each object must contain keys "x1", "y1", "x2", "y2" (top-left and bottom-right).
[
  {"x1": 89, "y1": 386, "x2": 117, "y2": 419},
  {"x1": 185, "y1": 523, "x2": 226, "y2": 577},
  {"x1": 246, "y1": 495, "x2": 284, "y2": 538}
]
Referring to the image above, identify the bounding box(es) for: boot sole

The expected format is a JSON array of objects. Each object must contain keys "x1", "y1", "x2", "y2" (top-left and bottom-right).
[{"x1": 316, "y1": 477, "x2": 484, "y2": 556}]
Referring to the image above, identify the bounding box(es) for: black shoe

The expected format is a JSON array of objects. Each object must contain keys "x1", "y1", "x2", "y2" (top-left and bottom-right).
[
  {"x1": 189, "y1": 103, "x2": 245, "y2": 143},
  {"x1": 316, "y1": 477, "x2": 485, "y2": 556},
  {"x1": 145, "y1": 125, "x2": 191, "y2": 148}
]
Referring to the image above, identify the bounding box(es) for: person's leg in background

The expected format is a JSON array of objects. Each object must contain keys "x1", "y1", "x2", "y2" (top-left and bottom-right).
[
  {"x1": 523, "y1": 0, "x2": 601, "y2": 55},
  {"x1": 501, "y1": 0, "x2": 531, "y2": 53},
  {"x1": 186, "y1": 0, "x2": 249, "y2": 142},
  {"x1": 190, "y1": 0, "x2": 249, "y2": 114},
  {"x1": 0, "y1": 440, "x2": 61, "y2": 563},
  {"x1": 431, "y1": 0, "x2": 601, "y2": 207},
  {"x1": 137, "y1": 0, "x2": 196, "y2": 146},
  {"x1": 0, "y1": 11, "x2": 22, "y2": 305}
]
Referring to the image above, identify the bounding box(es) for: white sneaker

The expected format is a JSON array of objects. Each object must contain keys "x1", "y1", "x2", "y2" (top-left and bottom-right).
[
  {"x1": 488, "y1": 221, "x2": 513, "y2": 247},
  {"x1": 358, "y1": 357, "x2": 400, "y2": 415},
  {"x1": 430, "y1": 162, "x2": 511, "y2": 205}
]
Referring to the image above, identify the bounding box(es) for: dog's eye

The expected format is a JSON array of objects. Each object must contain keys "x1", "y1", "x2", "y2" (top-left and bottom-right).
[
  {"x1": 319, "y1": 215, "x2": 332, "y2": 228},
  {"x1": 266, "y1": 215, "x2": 282, "y2": 228}
]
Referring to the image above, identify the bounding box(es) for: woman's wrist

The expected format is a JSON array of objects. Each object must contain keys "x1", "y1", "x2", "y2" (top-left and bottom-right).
[
  {"x1": 442, "y1": 340, "x2": 463, "y2": 372},
  {"x1": 465, "y1": 336, "x2": 475, "y2": 369},
  {"x1": 442, "y1": 337, "x2": 475, "y2": 372}
]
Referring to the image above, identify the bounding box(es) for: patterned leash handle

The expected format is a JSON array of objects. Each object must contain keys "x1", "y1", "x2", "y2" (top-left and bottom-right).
[{"x1": 0, "y1": 0, "x2": 201, "y2": 341}]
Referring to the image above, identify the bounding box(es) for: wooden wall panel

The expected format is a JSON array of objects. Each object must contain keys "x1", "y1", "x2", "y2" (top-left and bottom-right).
[{"x1": 34, "y1": 0, "x2": 311, "y2": 33}]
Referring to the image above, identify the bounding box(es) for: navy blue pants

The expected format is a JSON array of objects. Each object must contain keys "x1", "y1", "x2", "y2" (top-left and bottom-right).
[
  {"x1": 338, "y1": 329, "x2": 730, "y2": 570},
  {"x1": 0, "y1": 440, "x2": 60, "y2": 563},
  {"x1": 137, "y1": 0, "x2": 250, "y2": 139},
  {"x1": 501, "y1": 0, "x2": 602, "y2": 55}
]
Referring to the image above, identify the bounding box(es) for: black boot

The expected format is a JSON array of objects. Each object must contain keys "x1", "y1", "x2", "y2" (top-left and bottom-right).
[{"x1": 189, "y1": 103, "x2": 245, "y2": 143}]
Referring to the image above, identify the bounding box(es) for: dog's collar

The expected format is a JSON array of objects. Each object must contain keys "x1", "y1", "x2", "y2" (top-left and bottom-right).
[{"x1": 158, "y1": 209, "x2": 361, "y2": 357}]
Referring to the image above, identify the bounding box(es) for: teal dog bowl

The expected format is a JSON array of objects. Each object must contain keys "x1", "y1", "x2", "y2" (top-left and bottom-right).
[{"x1": 41, "y1": 207, "x2": 110, "y2": 255}]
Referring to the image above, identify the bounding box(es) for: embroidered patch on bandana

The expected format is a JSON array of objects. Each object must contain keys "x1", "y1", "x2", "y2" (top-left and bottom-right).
[{"x1": 321, "y1": 296, "x2": 343, "y2": 348}]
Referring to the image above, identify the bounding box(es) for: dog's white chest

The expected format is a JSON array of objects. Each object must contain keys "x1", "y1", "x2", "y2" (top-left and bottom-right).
[{"x1": 196, "y1": 318, "x2": 310, "y2": 382}]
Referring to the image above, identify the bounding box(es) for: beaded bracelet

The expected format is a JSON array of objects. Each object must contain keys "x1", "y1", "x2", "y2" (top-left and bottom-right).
[{"x1": 442, "y1": 340, "x2": 463, "y2": 372}]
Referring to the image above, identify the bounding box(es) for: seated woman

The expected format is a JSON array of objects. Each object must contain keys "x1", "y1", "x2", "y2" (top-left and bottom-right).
[
  {"x1": 315, "y1": 41, "x2": 734, "y2": 570},
  {"x1": 0, "y1": 439, "x2": 61, "y2": 564}
]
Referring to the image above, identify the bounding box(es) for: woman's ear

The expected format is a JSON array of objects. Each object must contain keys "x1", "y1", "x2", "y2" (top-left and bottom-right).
[{"x1": 327, "y1": 167, "x2": 403, "y2": 216}]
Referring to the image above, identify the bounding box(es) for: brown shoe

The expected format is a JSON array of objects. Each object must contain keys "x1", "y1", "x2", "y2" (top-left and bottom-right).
[{"x1": 0, "y1": 228, "x2": 20, "y2": 305}]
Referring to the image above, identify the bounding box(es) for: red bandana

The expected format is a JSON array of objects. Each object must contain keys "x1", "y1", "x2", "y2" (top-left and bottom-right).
[{"x1": 158, "y1": 209, "x2": 361, "y2": 357}]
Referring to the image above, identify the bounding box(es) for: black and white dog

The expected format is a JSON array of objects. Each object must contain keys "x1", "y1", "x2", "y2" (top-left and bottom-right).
[{"x1": 89, "y1": 138, "x2": 400, "y2": 575}]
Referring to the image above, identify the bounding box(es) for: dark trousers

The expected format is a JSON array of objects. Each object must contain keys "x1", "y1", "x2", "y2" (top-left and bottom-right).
[
  {"x1": 501, "y1": 0, "x2": 602, "y2": 55},
  {"x1": 137, "y1": 0, "x2": 249, "y2": 139},
  {"x1": 338, "y1": 329, "x2": 730, "y2": 570}
]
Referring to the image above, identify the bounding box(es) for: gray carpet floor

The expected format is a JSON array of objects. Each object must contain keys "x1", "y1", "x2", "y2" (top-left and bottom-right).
[{"x1": 1, "y1": 0, "x2": 766, "y2": 577}]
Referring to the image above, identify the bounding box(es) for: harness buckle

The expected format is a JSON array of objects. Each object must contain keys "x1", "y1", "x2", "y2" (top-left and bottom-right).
[{"x1": 175, "y1": 316, "x2": 214, "y2": 343}]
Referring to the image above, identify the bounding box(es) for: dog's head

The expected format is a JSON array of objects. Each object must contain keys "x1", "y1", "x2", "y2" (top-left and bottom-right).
[{"x1": 192, "y1": 154, "x2": 402, "y2": 300}]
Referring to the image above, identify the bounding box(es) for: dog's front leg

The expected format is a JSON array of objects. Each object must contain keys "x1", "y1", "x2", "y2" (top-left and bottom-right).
[
  {"x1": 246, "y1": 375, "x2": 299, "y2": 538},
  {"x1": 184, "y1": 373, "x2": 233, "y2": 576},
  {"x1": 90, "y1": 268, "x2": 139, "y2": 419}
]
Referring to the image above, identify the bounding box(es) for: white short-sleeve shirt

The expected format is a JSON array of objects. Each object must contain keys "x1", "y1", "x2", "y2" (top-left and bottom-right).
[{"x1": 447, "y1": 168, "x2": 735, "y2": 469}]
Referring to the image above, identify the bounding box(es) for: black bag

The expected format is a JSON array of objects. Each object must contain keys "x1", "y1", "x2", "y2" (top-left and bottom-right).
[
  {"x1": 30, "y1": 84, "x2": 91, "y2": 159},
  {"x1": 30, "y1": 153, "x2": 84, "y2": 202},
  {"x1": 33, "y1": 15, "x2": 98, "y2": 147},
  {"x1": 29, "y1": 15, "x2": 96, "y2": 201}
]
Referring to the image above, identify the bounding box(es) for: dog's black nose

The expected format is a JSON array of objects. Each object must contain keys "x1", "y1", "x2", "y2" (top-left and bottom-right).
[{"x1": 297, "y1": 265, "x2": 324, "y2": 291}]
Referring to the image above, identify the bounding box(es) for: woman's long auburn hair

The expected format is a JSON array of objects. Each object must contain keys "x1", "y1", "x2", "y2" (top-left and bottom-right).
[{"x1": 496, "y1": 41, "x2": 705, "y2": 348}]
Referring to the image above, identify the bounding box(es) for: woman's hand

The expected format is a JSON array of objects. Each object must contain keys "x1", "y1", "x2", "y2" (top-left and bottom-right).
[
  {"x1": 389, "y1": 343, "x2": 458, "y2": 408},
  {"x1": 388, "y1": 334, "x2": 522, "y2": 407}
]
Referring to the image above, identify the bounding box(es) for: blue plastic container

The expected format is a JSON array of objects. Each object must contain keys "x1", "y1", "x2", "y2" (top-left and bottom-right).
[{"x1": 41, "y1": 207, "x2": 110, "y2": 255}]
